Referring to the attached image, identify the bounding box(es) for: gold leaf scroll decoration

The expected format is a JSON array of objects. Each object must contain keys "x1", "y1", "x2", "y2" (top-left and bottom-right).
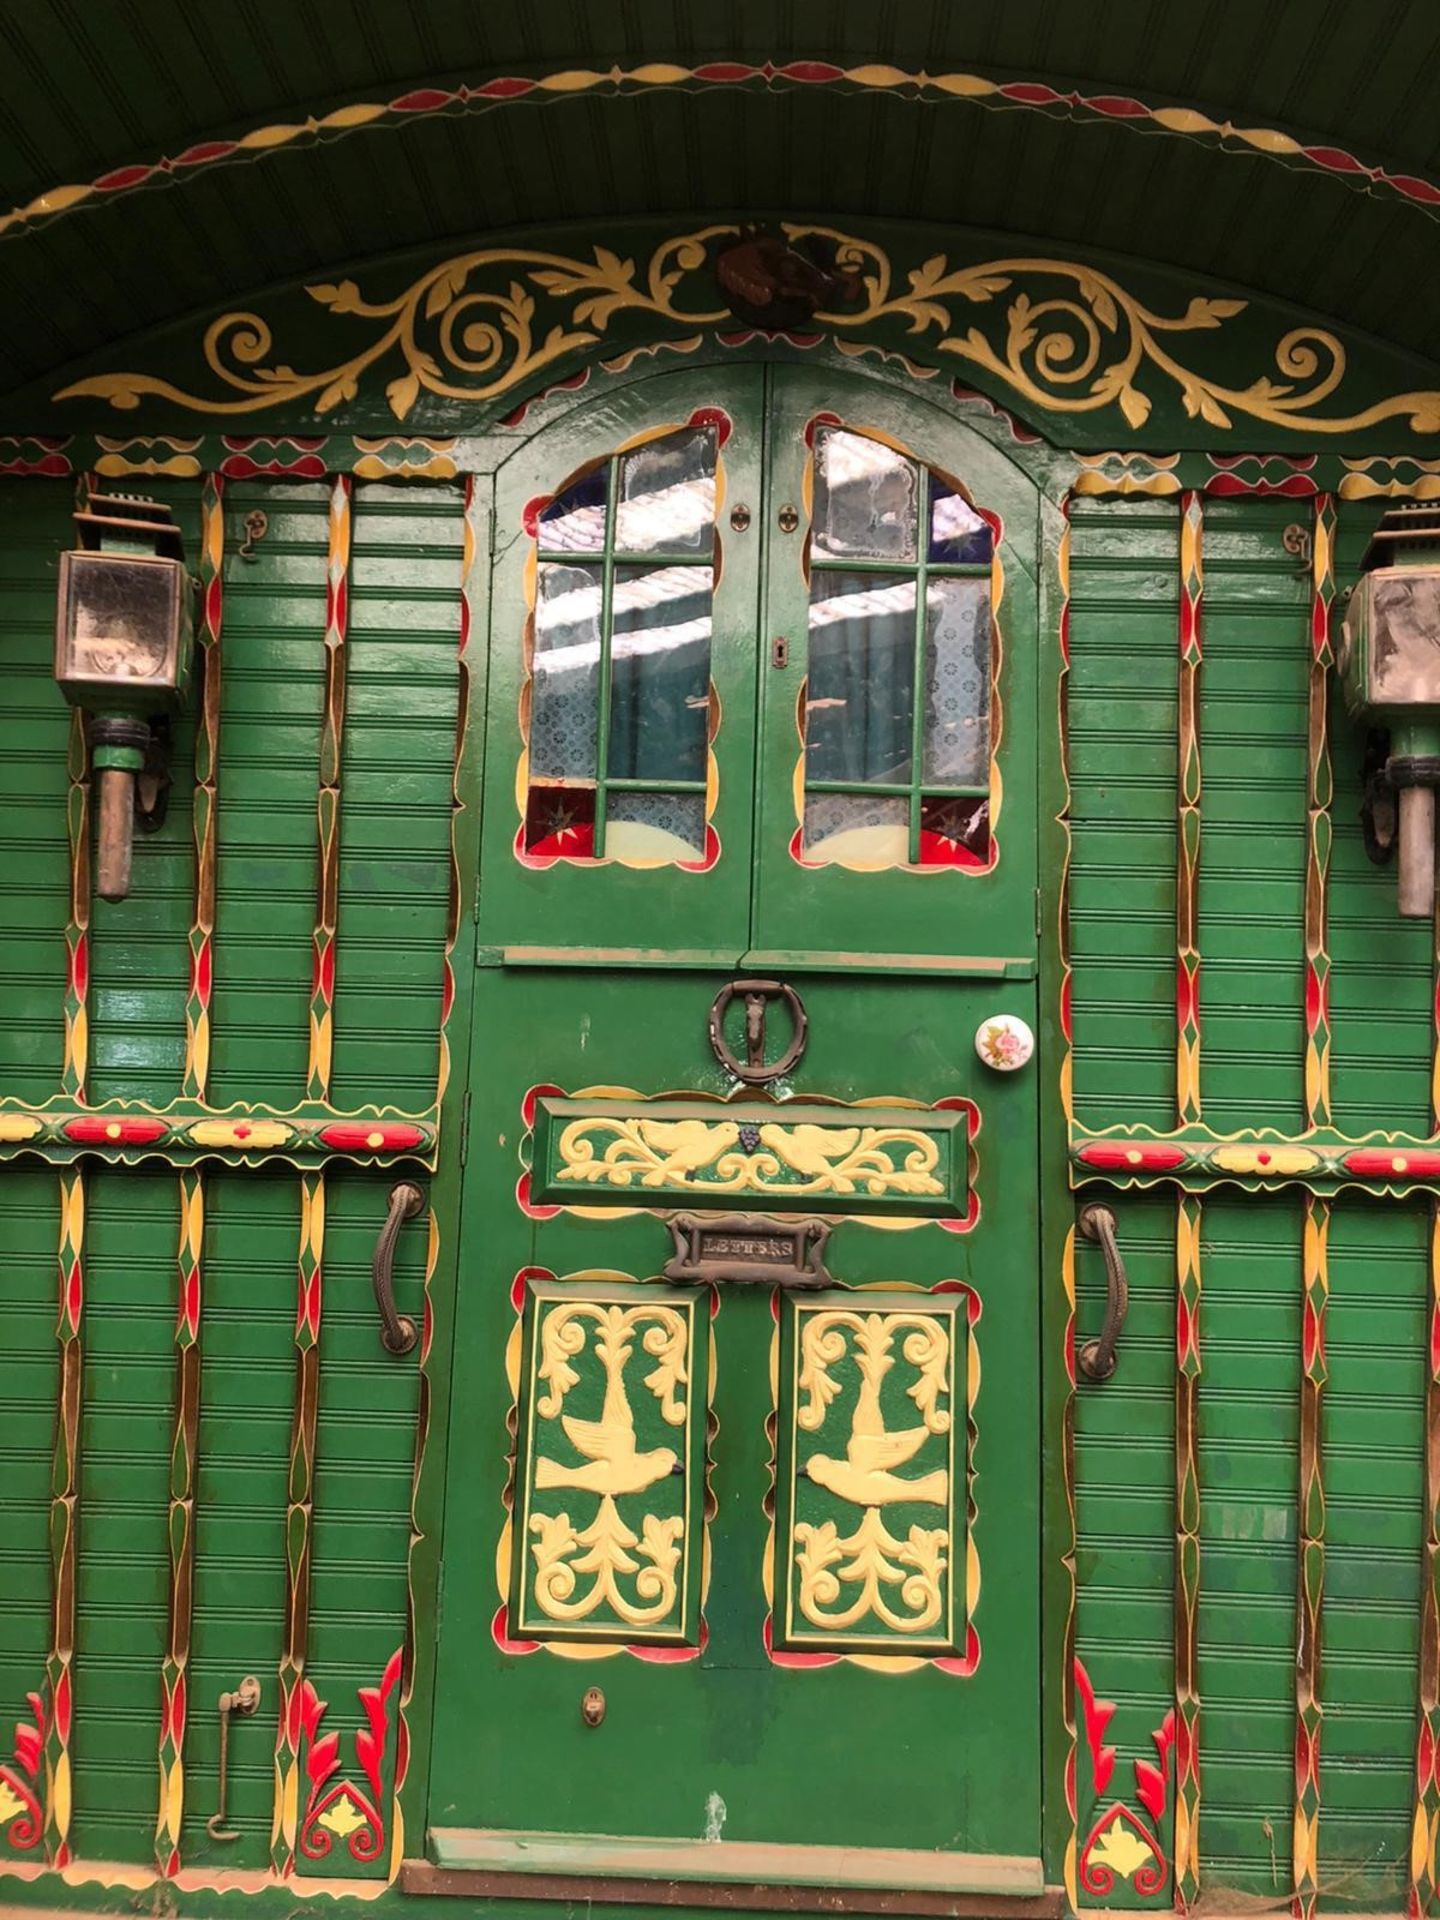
[
  {"x1": 795, "y1": 224, "x2": 1440, "y2": 438},
  {"x1": 57, "y1": 230, "x2": 734, "y2": 419},
  {"x1": 792, "y1": 1310, "x2": 952, "y2": 1637},
  {"x1": 554, "y1": 1116, "x2": 944, "y2": 1199},
  {"x1": 527, "y1": 1301, "x2": 690, "y2": 1630},
  {"x1": 55, "y1": 223, "x2": 1440, "y2": 436}
]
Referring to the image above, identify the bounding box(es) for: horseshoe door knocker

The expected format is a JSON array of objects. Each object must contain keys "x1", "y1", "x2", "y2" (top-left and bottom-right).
[{"x1": 707, "y1": 979, "x2": 808, "y2": 1085}]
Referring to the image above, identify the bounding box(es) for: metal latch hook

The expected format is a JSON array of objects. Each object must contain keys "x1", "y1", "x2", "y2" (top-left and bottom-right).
[{"x1": 207, "y1": 1674, "x2": 260, "y2": 1842}]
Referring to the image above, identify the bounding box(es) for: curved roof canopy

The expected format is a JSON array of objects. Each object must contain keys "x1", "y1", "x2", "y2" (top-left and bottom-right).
[{"x1": 2, "y1": 0, "x2": 1438, "y2": 413}]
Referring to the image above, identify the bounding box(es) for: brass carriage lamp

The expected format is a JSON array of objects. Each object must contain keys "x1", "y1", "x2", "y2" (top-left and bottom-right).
[
  {"x1": 55, "y1": 490, "x2": 193, "y2": 901},
  {"x1": 1339, "y1": 505, "x2": 1440, "y2": 918}
]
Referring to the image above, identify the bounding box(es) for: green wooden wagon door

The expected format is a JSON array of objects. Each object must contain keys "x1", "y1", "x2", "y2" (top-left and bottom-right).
[{"x1": 428, "y1": 366, "x2": 1043, "y2": 1900}]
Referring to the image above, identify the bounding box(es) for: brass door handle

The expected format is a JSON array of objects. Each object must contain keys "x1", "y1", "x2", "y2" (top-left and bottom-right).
[
  {"x1": 374, "y1": 1181, "x2": 424, "y2": 1355},
  {"x1": 206, "y1": 1674, "x2": 260, "y2": 1841},
  {"x1": 1077, "y1": 1203, "x2": 1128, "y2": 1382}
]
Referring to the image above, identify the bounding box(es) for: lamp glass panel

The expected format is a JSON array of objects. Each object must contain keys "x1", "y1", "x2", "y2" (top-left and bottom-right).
[
  {"x1": 61, "y1": 554, "x2": 180, "y2": 688},
  {"x1": 1370, "y1": 572, "x2": 1440, "y2": 705}
]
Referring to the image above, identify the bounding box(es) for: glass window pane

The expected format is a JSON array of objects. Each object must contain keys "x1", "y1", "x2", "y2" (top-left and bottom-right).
[
  {"x1": 524, "y1": 785, "x2": 596, "y2": 857},
  {"x1": 813, "y1": 427, "x2": 918, "y2": 562},
  {"x1": 803, "y1": 791, "x2": 909, "y2": 865},
  {"x1": 616, "y1": 427, "x2": 717, "y2": 555},
  {"x1": 922, "y1": 577, "x2": 991, "y2": 785},
  {"x1": 538, "y1": 465, "x2": 608, "y2": 552},
  {"x1": 607, "y1": 790, "x2": 706, "y2": 862},
  {"x1": 530, "y1": 562, "x2": 600, "y2": 781},
  {"x1": 607, "y1": 564, "x2": 713, "y2": 783},
  {"x1": 929, "y1": 483, "x2": 993, "y2": 565},
  {"x1": 919, "y1": 795, "x2": 990, "y2": 868},
  {"x1": 806, "y1": 570, "x2": 915, "y2": 784}
]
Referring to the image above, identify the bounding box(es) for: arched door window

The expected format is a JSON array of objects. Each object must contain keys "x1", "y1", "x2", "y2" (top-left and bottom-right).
[
  {"x1": 799, "y1": 423, "x2": 998, "y2": 871},
  {"x1": 521, "y1": 417, "x2": 721, "y2": 868}
]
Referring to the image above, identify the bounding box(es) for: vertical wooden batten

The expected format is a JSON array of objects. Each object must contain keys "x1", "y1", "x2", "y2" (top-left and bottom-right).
[
  {"x1": 1304, "y1": 496, "x2": 1336, "y2": 1138},
  {"x1": 155, "y1": 474, "x2": 224, "y2": 1877},
  {"x1": 273, "y1": 474, "x2": 351, "y2": 1875},
  {"x1": 1415, "y1": 715, "x2": 1440, "y2": 1914},
  {"x1": 1055, "y1": 500, "x2": 1080, "y2": 1911},
  {"x1": 1174, "y1": 491, "x2": 1204, "y2": 1908},
  {"x1": 44, "y1": 1171, "x2": 82, "y2": 1870},
  {"x1": 1294, "y1": 494, "x2": 1334, "y2": 1920},
  {"x1": 1295, "y1": 1196, "x2": 1329, "y2": 1920},
  {"x1": 62, "y1": 713, "x2": 90, "y2": 1108},
  {"x1": 1417, "y1": 1207, "x2": 1440, "y2": 1916},
  {"x1": 45, "y1": 653, "x2": 92, "y2": 1869}
]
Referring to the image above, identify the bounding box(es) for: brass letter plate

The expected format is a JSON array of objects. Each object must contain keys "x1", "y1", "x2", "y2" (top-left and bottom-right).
[{"x1": 663, "y1": 1213, "x2": 831, "y2": 1289}]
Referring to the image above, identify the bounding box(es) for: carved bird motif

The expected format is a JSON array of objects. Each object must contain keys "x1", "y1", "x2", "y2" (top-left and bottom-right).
[
  {"x1": 807, "y1": 1337, "x2": 948, "y2": 1509},
  {"x1": 639, "y1": 1118, "x2": 740, "y2": 1179},
  {"x1": 758, "y1": 1122, "x2": 858, "y2": 1174},
  {"x1": 535, "y1": 1346, "x2": 678, "y2": 1498}
]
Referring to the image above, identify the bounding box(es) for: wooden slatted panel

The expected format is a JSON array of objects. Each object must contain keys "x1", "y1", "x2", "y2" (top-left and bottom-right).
[
  {"x1": 206, "y1": 482, "x2": 328, "y2": 1107},
  {"x1": 1068, "y1": 498, "x2": 1178, "y2": 1133},
  {"x1": 0, "y1": 1165, "x2": 60, "y2": 1860},
  {"x1": 185, "y1": 1172, "x2": 295, "y2": 1870},
  {"x1": 71, "y1": 1167, "x2": 174, "y2": 1863},
  {"x1": 330, "y1": 482, "x2": 462, "y2": 1113},
  {"x1": 0, "y1": 481, "x2": 74, "y2": 1098},
  {"x1": 85, "y1": 480, "x2": 202, "y2": 1105},
  {"x1": 1195, "y1": 500, "x2": 1309, "y2": 1133},
  {"x1": 1195, "y1": 1193, "x2": 1302, "y2": 1895},
  {"x1": 1318, "y1": 1198, "x2": 1426, "y2": 1908},
  {"x1": 1072, "y1": 1189, "x2": 1174, "y2": 1907},
  {"x1": 297, "y1": 1167, "x2": 424, "y2": 1879},
  {"x1": 1328, "y1": 507, "x2": 1433, "y2": 1135}
]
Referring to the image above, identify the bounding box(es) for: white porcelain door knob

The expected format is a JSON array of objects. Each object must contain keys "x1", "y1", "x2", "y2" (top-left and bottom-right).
[{"x1": 975, "y1": 1012, "x2": 1034, "y2": 1072}]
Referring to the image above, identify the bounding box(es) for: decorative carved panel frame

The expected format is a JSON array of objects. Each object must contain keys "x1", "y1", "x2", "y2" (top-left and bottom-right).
[{"x1": 508, "y1": 1276, "x2": 711, "y2": 1648}]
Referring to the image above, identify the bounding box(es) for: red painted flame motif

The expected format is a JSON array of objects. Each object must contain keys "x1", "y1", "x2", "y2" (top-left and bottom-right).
[
  {"x1": 0, "y1": 1689, "x2": 48, "y2": 1852},
  {"x1": 297, "y1": 1651, "x2": 403, "y2": 1865},
  {"x1": 1074, "y1": 1659, "x2": 1173, "y2": 1899}
]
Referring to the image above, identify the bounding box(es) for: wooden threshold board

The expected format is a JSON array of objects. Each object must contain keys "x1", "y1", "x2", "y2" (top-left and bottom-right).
[{"x1": 421, "y1": 1827, "x2": 1047, "y2": 1898}]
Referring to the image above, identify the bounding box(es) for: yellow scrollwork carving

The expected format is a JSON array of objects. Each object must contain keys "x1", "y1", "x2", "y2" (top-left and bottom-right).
[
  {"x1": 792, "y1": 222, "x2": 1440, "y2": 436},
  {"x1": 55, "y1": 221, "x2": 1440, "y2": 437},
  {"x1": 555, "y1": 1115, "x2": 944, "y2": 1199},
  {"x1": 791, "y1": 1310, "x2": 953, "y2": 1637},
  {"x1": 58, "y1": 229, "x2": 732, "y2": 421},
  {"x1": 794, "y1": 1510, "x2": 948, "y2": 1634},
  {"x1": 530, "y1": 1500, "x2": 684, "y2": 1627},
  {"x1": 525, "y1": 1300, "x2": 691, "y2": 1630}
]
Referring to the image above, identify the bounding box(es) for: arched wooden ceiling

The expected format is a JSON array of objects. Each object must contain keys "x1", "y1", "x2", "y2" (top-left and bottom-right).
[{"x1": 3, "y1": 0, "x2": 1438, "y2": 407}]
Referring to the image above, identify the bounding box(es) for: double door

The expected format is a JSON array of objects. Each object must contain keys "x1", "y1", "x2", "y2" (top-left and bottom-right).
[{"x1": 429, "y1": 365, "x2": 1044, "y2": 1896}]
